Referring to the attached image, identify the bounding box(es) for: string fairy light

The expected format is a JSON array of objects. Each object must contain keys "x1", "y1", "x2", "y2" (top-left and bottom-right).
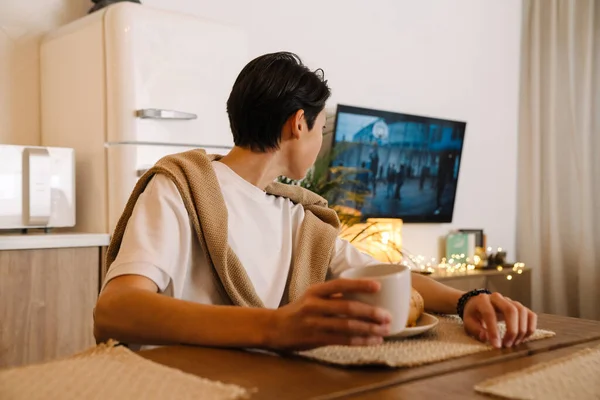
[
  {"x1": 340, "y1": 221, "x2": 526, "y2": 281},
  {"x1": 398, "y1": 248, "x2": 526, "y2": 280}
]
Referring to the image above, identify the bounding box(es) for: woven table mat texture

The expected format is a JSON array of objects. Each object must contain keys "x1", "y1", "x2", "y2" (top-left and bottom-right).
[
  {"x1": 297, "y1": 315, "x2": 555, "y2": 367},
  {"x1": 0, "y1": 341, "x2": 253, "y2": 400},
  {"x1": 475, "y1": 345, "x2": 600, "y2": 400}
]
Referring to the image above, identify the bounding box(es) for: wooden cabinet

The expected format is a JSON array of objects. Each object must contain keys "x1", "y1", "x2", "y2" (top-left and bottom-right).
[
  {"x1": 431, "y1": 268, "x2": 532, "y2": 308},
  {"x1": 0, "y1": 247, "x2": 100, "y2": 368}
]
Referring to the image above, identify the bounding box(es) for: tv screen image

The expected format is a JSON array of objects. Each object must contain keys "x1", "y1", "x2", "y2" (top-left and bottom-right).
[{"x1": 329, "y1": 105, "x2": 467, "y2": 223}]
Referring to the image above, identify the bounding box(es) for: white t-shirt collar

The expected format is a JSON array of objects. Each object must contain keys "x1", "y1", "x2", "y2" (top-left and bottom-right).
[{"x1": 212, "y1": 161, "x2": 270, "y2": 203}]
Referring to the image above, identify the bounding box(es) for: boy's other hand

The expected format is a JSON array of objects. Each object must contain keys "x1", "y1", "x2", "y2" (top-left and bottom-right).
[
  {"x1": 266, "y1": 278, "x2": 392, "y2": 351},
  {"x1": 462, "y1": 292, "x2": 538, "y2": 349}
]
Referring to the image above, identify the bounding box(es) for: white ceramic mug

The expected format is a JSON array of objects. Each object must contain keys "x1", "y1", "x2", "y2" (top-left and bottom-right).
[{"x1": 340, "y1": 264, "x2": 412, "y2": 336}]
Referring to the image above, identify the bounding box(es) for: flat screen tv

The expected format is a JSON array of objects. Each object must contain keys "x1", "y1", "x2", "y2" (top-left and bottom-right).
[{"x1": 329, "y1": 104, "x2": 467, "y2": 223}]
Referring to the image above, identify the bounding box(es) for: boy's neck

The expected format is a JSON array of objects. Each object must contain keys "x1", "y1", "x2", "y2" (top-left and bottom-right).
[{"x1": 218, "y1": 146, "x2": 284, "y2": 190}]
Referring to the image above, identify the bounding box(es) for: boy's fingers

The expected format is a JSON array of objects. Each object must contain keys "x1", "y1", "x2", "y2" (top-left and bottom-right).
[
  {"x1": 308, "y1": 316, "x2": 390, "y2": 337},
  {"x1": 477, "y1": 296, "x2": 501, "y2": 348},
  {"x1": 479, "y1": 329, "x2": 488, "y2": 342},
  {"x1": 513, "y1": 301, "x2": 529, "y2": 345},
  {"x1": 310, "y1": 298, "x2": 391, "y2": 324},
  {"x1": 527, "y1": 311, "x2": 538, "y2": 337},
  {"x1": 490, "y1": 293, "x2": 518, "y2": 347},
  {"x1": 308, "y1": 279, "x2": 380, "y2": 298}
]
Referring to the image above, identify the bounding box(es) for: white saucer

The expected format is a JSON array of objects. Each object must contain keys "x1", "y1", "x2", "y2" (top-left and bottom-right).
[{"x1": 386, "y1": 313, "x2": 439, "y2": 339}]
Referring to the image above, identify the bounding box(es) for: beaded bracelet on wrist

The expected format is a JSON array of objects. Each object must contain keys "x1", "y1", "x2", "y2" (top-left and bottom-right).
[{"x1": 456, "y1": 288, "x2": 491, "y2": 320}]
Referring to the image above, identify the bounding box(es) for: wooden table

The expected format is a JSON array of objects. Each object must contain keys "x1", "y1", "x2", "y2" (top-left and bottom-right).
[
  {"x1": 139, "y1": 314, "x2": 600, "y2": 400},
  {"x1": 348, "y1": 339, "x2": 600, "y2": 399}
]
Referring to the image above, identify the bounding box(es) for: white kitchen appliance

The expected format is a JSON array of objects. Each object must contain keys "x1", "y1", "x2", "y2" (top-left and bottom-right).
[
  {"x1": 40, "y1": 2, "x2": 247, "y2": 234},
  {"x1": 0, "y1": 145, "x2": 75, "y2": 230}
]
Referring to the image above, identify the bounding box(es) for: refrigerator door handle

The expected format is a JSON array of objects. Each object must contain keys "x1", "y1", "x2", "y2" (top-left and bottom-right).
[{"x1": 136, "y1": 108, "x2": 198, "y2": 120}]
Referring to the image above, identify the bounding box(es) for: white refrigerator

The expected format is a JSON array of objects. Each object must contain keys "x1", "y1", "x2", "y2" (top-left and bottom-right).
[{"x1": 40, "y1": 3, "x2": 248, "y2": 234}]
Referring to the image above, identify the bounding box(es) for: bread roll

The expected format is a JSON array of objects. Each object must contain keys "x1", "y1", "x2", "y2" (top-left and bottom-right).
[{"x1": 407, "y1": 288, "x2": 425, "y2": 327}]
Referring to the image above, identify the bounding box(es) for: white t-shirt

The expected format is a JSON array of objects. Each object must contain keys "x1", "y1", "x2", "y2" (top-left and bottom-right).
[{"x1": 103, "y1": 161, "x2": 379, "y2": 308}]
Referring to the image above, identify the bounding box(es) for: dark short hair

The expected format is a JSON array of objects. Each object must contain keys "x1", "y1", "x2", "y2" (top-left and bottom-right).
[{"x1": 226, "y1": 52, "x2": 331, "y2": 152}]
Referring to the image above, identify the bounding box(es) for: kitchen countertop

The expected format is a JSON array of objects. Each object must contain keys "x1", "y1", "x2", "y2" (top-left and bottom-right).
[{"x1": 0, "y1": 232, "x2": 110, "y2": 250}]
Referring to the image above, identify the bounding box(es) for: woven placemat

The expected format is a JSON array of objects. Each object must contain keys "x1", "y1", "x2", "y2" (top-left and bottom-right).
[
  {"x1": 475, "y1": 345, "x2": 600, "y2": 400},
  {"x1": 297, "y1": 316, "x2": 555, "y2": 367},
  {"x1": 0, "y1": 341, "x2": 252, "y2": 400}
]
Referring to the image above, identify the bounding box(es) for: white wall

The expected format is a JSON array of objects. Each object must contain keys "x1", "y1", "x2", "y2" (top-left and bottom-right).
[
  {"x1": 0, "y1": 0, "x2": 522, "y2": 260},
  {"x1": 145, "y1": 0, "x2": 523, "y2": 259},
  {"x1": 0, "y1": 0, "x2": 89, "y2": 145}
]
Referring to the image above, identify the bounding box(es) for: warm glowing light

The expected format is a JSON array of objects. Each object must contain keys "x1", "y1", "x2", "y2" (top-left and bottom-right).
[
  {"x1": 517, "y1": 269, "x2": 523, "y2": 274},
  {"x1": 345, "y1": 218, "x2": 403, "y2": 263},
  {"x1": 497, "y1": 266, "x2": 503, "y2": 271},
  {"x1": 380, "y1": 231, "x2": 390, "y2": 245},
  {"x1": 507, "y1": 275, "x2": 513, "y2": 280}
]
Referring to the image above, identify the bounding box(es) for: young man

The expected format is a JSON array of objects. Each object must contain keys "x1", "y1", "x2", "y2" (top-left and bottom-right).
[{"x1": 94, "y1": 52, "x2": 537, "y2": 351}]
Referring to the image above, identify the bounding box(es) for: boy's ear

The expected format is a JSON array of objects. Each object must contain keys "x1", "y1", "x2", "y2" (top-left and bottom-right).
[{"x1": 290, "y1": 109, "x2": 305, "y2": 140}]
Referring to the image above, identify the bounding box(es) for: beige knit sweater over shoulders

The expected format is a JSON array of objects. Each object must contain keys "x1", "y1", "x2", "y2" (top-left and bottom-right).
[{"x1": 105, "y1": 149, "x2": 341, "y2": 307}]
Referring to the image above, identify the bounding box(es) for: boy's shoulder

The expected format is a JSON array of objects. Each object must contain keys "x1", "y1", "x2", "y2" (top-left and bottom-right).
[
  {"x1": 143, "y1": 173, "x2": 185, "y2": 203},
  {"x1": 266, "y1": 181, "x2": 328, "y2": 207}
]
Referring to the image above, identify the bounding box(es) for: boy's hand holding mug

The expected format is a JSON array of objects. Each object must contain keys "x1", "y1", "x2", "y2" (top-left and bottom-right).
[{"x1": 267, "y1": 264, "x2": 412, "y2": 351}]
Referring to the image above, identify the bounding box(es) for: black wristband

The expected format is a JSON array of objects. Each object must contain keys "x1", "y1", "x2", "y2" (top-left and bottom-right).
[{"x1": 457, "y1": 288, "x2": 491, "y2": 320}]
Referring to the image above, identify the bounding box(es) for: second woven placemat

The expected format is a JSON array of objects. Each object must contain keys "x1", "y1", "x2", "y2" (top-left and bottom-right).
[
  {"x1": 297, "y1": 316, "x2": 555, "y2": 367},
  {"x1": 475, "y1": 345, "x2": 600, "y2": 400}
]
